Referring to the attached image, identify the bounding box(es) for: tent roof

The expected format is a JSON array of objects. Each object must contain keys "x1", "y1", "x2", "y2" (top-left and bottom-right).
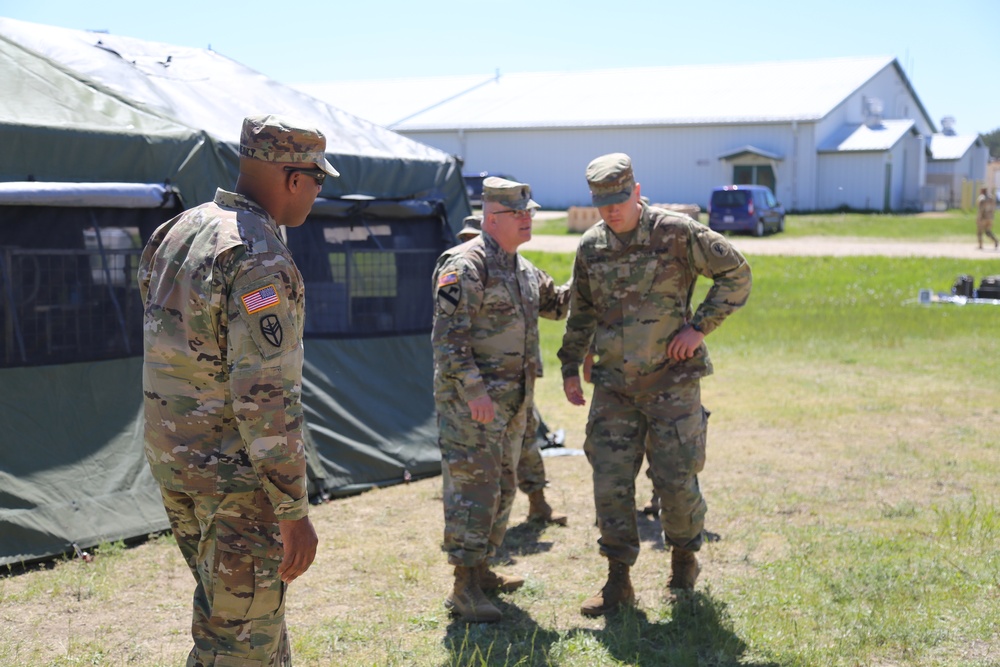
[
  {"x1": 0, "y1": 18, "x2": 448, "y2": 163},
  {"x1": 295, "y1": 56, "x2": 927, "y2": 131},
  {"x1": 0, "y1": 17, "x2": 470, "y2": 223}
]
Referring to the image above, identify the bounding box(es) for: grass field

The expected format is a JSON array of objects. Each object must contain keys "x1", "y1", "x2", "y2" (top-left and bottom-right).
[
  {"x1": 3, "y1": 246, "x2": 1000, "y2": 666},
  {"x1": 531, "y1": 209, "x2": 980, "y2": 242}
]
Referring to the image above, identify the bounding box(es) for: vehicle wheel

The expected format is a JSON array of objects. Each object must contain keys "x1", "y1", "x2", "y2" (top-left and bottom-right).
[
  {"x1": 778, "y1": 216, "x2": 785, "y2": 233},
  {"x1": 754, "y1": 220, "x2": 765, "y2": 237}
]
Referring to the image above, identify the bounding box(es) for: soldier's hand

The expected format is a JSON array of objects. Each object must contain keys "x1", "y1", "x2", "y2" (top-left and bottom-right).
[
  {"x1": 582, "y1": 353, "x2": 595, "y2": 384},
  {"x1": 278, "y1": 516, "x2": 318, "y2": 584},
  {"x1": 667, "y1": 324, "x2": 705, "y2": 361},
  {"x1": 467, "y1": 394, "x2": 495, "y2": 423},
  {"x1": 563, "y1": 376, "x2": 586, "y2": 406}
]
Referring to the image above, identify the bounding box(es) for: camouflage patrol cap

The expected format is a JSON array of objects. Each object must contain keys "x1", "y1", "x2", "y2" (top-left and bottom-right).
[
  {"x1": 458, "y1": 215, "x2": 482, "y2": 240},
  {"x1": 239, "y1": 114, "x2": 340, "y2": 177},
  {"x1": 586, "y1": 152, "x2": 634, "y2": 207},
  {"x1": 482, "y1": 176, "x2": 540, "y2": 211}
]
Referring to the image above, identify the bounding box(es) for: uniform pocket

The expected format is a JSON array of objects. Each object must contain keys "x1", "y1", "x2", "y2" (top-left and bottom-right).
[
  {"x1": 674, "y1": 408, "x2": 708, "y2": 475},
  {"x1": 213, "y1": 514, "x2": 284, "y2": 621}
]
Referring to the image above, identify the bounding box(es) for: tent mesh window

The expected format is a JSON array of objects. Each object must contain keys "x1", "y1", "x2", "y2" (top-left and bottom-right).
[
  {"x1": 287, "y1": 199, "x2": 450, "y2": 338},
  {"x1": 1, "y1": 205, "x2": 174, "y2": 368}
]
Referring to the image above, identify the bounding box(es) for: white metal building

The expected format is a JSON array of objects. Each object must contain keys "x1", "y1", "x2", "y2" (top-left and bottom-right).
[{"x1": 298, "y1": 56, "x2": 986, "y2": 212}]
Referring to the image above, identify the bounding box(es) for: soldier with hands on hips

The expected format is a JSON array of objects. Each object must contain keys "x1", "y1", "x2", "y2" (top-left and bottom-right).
[{"x1": 559, "y1": 153, "x2": 751, "y2": 615}]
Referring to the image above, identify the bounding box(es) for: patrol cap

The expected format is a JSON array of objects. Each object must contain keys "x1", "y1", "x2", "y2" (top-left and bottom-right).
[
  {"x1": 586, "y1": 152, "x2": 634, "y2": 207},
  {"x1": 482, "y1": 176, "x2": 540, "y2": 211},
  {"x1": 458, "y1": 215, "x2": 482, "y2": 240},
  {"x1": 239, "y1": 114, "x2": 340, "y2": 178}
]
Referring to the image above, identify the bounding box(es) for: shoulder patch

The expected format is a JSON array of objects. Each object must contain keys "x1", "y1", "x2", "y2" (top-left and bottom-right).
[
  {"x1": 241, "y1": 283, "x2": 280, "y2": 314},
  {"x1": 710, "y1": 240, "x2": 730, "y2": 258},
  {"x1": 438, "y1": 271, "x2": 459, "y2": 287}
]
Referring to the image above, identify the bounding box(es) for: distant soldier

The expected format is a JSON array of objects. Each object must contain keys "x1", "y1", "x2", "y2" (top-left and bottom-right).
[
  {"x1": 976, "y1": 187, "x2": 998, "y2": 250},
  {"x1": 457, "y1": 215, "x2": 569, "y2": 527},
  {"x1": 139, "y1": 115, "x2": 331, "y2": 666},
  {"x1": 559, "y1": 153, "x2": 752, "y2": 615},
  {"x1": 432, "y1": 179, "x2": 571, "y2": 622}
]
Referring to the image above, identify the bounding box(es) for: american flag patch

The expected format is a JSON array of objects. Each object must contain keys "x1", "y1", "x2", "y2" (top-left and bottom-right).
[
  {"x1": 241, "y1": 284, "x2": 280, "y2": 314},
  {"x1": 438, "y1": 271, "x2": 459, "y2": 287}
]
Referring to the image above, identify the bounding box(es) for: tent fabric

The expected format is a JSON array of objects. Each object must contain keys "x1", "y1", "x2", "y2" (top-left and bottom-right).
[
  {"x1": 0, "y1": 358, "x2": 168, "y2": 565},
  {"x1": 0, "y1": 18, "x2": 470, "y2": 225},
  {"x1": 0, "y1": 18, "x2": 468, "y2": 566},
  {"x1": 303, "y1": 335, "x2": 440, "y2": 495}
]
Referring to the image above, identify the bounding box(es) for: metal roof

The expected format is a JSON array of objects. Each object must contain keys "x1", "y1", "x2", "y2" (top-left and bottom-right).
[
  {"x1": 928, "y1": 133, "x2": 982, "y2": 160},
  {"x1": 817, "y1": 120, "x2": 916, "y2": 153},
  {"x1": 296, "y1": 56, "x2": 900, "y2": 131}
]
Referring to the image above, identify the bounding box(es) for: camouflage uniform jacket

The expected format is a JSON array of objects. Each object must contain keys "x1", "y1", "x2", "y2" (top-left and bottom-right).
[
  {"x1": 559, "y1": 203, "x2": 751, "y2": 394},
  {"x1": 432, "y1": 231, "x2": 570, "y2": 406},
  {"x1": 138, "y1": 189, "x2": 308, "y2": 521}
]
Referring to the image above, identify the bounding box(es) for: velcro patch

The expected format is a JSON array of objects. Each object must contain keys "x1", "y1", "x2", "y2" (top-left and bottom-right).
[
  {"x1": 437, "y1": 282, "x2": 462, "y2": 316},
  {"x1": 242, "y1": 284, "x2": 280, "y2": 314},
  {"x1": 438, "y1": 271, "x2": 459, "y2": 288},
  {"x1": 710, "y1": 240, "x2": 730, "y2": 258}
]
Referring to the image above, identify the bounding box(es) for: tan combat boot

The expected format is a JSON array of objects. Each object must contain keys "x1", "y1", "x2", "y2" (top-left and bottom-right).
[
  {"x1": 477, "y1": 561, "x2": 525, "y2": 593},
  {"x1": 445, "y1": 565, "x2": 501, "y2": 623},
  {"x1": 580, "y1": 559, "x2": 635, "y2": 616},
  {"x1": 527, "y1": 489, "x2": 568, "y2": 526},
  {"x1": 667, "y1": 547, "x2": 701, "y2": 600}
]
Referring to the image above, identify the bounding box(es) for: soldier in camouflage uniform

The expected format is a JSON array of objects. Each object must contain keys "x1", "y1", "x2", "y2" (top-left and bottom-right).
[
  {"x1": 433, "y1": 179, "x2": 571, "y2": 622},
  {"x1": 457, "y1": 215, "x2": 569, "y2": 527},
  {"x1": 976, "y1": 187, "x2": 998, "y2": 250},
  {"x1": 559, "y1": 153, "x2": 752, "y2": 615},
  {"x1": 139, "y1": 115, "x2": 333, "y2": 666}
]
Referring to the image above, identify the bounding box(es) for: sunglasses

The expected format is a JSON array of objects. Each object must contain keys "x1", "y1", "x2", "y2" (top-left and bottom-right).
[
  {"x1": 494, "y1": 208, "x2": 535, "y2": 220},
  {"x1": 283, "y1": 166, "x2": 327, "y2": 185}
]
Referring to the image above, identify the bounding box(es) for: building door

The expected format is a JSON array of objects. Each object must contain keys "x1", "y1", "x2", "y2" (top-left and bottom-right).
[{"x1": 733, "y1": 165, "x2": 776, "y2": 192}]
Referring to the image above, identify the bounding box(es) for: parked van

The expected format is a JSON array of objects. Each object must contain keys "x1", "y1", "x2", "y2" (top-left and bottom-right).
[{"x1": 707, "y1": 185, "x2": 785, "y2": 236}]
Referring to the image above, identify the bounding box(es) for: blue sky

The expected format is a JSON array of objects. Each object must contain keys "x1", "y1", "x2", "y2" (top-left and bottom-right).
[{"x1": 3, "y1": 0, "x2": 997, "y2": 134}]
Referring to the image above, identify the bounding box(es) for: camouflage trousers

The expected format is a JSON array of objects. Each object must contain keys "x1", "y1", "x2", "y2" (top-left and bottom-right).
[
  {"x1": 438, "y1": 395, "x2": 529, "y2": 566},
  {"x1": 160, "y1": 487, "x2": 290, "y2": 667},
  {"x1": 584, "y1": 380, "x2": 708, "y2": 566},
  {"x1": 516, "y1": 404, "x2": 547, "y2": 494}
]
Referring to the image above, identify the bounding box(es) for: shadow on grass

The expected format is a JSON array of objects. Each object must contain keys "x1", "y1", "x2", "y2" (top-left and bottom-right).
[
  {"x1": 442, "y1": 599, "x2": 561, "y2": 667},
  {"x1": 498, "y1": 520, "x2": 556, "y2": 558},
  {"x1": 440, "y1": 590, "x2": 773, "y2": 667},
  {"x1": 579, "y1": 591, "x2": 778, "y2": 667}
]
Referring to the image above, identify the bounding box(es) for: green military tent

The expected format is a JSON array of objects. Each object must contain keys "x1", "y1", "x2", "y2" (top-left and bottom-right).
[{"x1": 0, "y1": 18, "x2": 469, "y2": 566}]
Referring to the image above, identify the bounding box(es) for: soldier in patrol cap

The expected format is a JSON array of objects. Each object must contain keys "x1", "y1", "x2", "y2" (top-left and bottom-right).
[
  {"x1": 456, "y1": 215, "x2": 570, "y2": 526},
  {"x1": 139, "y1": 114, "x2": 333, "y2": 666},
  {"x1": 457, "y1": 214, "x2": 483, "y2": 241},
  {"x1": 559, "y1": 153, "x2": 752, "y2": 615},
  {"x1": 432, "y1": 176, "x2": 571, "y2": 622}
]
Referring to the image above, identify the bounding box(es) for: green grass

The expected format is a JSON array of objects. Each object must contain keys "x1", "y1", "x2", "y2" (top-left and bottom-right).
[
  {"x1": 780, "y1": 210, "x2": 976, "y2": 240},
  {"x1": 5, "y1": 247, "x2": 1000, "y2": 666},
  {"x1": 533, "y1": 209, "x2": 979, "y2": 242},
  {"x1": 524, "y1": 251, "x2": 1000, "y2": 666}
]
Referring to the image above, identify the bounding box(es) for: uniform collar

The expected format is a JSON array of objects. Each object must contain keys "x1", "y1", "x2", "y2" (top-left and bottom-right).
[
  {"x1": 482, "y1": 230, "x2": 517, "y2": 268},
  {"x1": 214, "y1": 188, "x2": 280, "y2": 235}
]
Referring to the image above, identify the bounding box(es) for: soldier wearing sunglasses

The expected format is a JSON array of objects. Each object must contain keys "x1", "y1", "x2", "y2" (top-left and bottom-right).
[{"x1": 139, "y1": 114, "x2": 338, "y2": 666}]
